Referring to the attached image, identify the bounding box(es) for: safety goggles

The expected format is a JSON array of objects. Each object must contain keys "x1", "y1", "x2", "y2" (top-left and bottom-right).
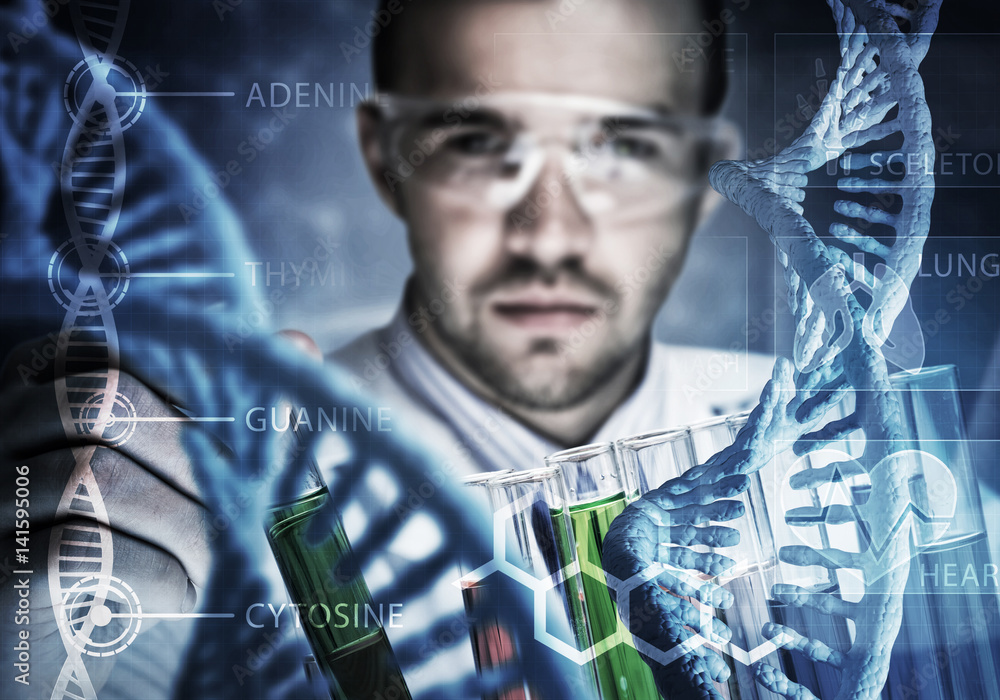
[{"x1": 373, "y1": 92, "x2": 727, "y2": 223}]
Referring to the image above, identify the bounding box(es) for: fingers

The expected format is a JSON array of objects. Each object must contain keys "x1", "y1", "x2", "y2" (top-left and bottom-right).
[
  {"x1": 92, "y1": 448, "x2": 212, "y2": 587},
  {"x1": 653, "y1": 587, "x2": 732, "y2": 645},
  {"x1": 627, "y1": 582, "x2": 731, "y2": 689},
  {"x1": 843, "y1": 119, "x2": 901, "y2": 151},
  {"x1": 766, "y1": 170, "x2": 809, "y2": 188},
  {"x1": 844, "y1": 88, "x2": 896, "y2": 135},
  {"x1": 788, "y1": 458, "x2": 865, "y2": 489},
  {"x1": 658, "y1": 544, "x2": 736, "y2": 579},
  {"x1": 761, "y1": 622, "x2": 845, "y2": 668},
  {"x1": 833, "y1": 198, "x2": 897, "y2": 226},
  {"x1": 2, "y1": 522, "x2": 195, "y2": 651},
  {"x1": 277, "y1": 329, "x2": 323, "y2": 361},
  {"x1": 666, "y1": 498, "x2": 745, "y2": 526},
  {"x1": 793, "y1": 374, "x2": 851, "y2": 427},
  {"x1": 656, "y1": 473, "x2": 750, "y2": 509},
  {"x1": 14, "y1": 449, "x2": 212, "y2": 588},
  {"x1": 0, "y1": 370, "x2": 213, "y2": 505},
  {"x1": 771, "y1": 583, "x2": 858, "y2": 620},
  {"x1": 794, "y1": 416, "x2": 861, "y2": 454},
  {"x1": 0, "y1": 525, "x2": 195, "y2": 698},
  {"x1": 845, "y1": 68, "x2": 888, "y2": 113},
  {"x1": 845, "y1": 42, "x2": 878, "y2": 90},
  {"x1": 779, "y1": 545, "x2": 862, "y2": 570},
  {"x1": 661, "y1": 524, "x2": 740, "y2": 549},
  {"x1": 655, "y1": 569, "x2": 734, "y2": 609},
  {"x1": 652, "y1": 645, "x2": 729, "y2": 696},
  {"x1": 795, "y1": 363, "x2": 840, "y2": 394},
  {"x1": 829, "y1": 222, "x2": 893, "y2": 258},
  {"x1": 753, "y1": 662, "x2": 819, "y2": 699},
  {"x1": 704, "y1": 651, "x2": 732, "y2": 684},
  {"x1": 56, "y1": 525, "x2": 196, "y2": 621}
]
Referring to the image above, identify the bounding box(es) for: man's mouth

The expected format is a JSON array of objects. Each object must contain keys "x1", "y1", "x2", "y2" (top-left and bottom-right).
[{"x1": 491, "y1": 298, "x2": 600, "y2": 330}]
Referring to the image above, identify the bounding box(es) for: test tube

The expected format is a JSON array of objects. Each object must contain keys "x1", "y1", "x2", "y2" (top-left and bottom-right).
[
  {"x1": 632, "y1": 419, "x2": 780, "y2": 700},
  {"x1": 615, "y1": 427, "x2": 690, "y2": 498},
  {"x1": 615, "y1": 427, "x2": 745, "y2": 698},
  {"x1": 890, "y1": 365, "x2": 988, "y2": 545},
  {"x1": 879, "y1": 365, "x2": 1000, "y2": 699},
  {"x1": 726, "y1": 410, "x2": 850, "y2": 698},
  {"x1": 545, "y1": 443, "x2": 659, "y2": 700},
  {"x1": 264, "y1": 459, "x2": 410, "y2": 700},
  {"x1": 458, "y1": 470, "x2": 525, "y2": 700},
  {"x1": 689, "y1": 415, "x2": 776, "y2": 581},
  {"x1": 488, "y1": 466, "x2": 602, "y2": 699}
]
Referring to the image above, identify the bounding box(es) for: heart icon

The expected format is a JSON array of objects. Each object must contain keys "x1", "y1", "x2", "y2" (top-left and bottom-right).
[{"x1": 779, "y1": 447, "x2": 958, "y2": 584}]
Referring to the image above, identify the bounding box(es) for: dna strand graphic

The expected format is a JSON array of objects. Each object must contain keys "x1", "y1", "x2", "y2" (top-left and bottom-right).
[
  {"x1": 602, "y1": 0, "x2": 942, "y2": 697},
  {"x1": 45, "y1": 1, "x2": 140, "y2": 697}
]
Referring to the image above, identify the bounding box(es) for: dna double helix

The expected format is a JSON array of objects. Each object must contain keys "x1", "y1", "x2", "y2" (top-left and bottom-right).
[
  {"x1": 602, "y1": 0, "x2": 942, "y2": 698},
  {"x1": 45, "y1": 0, "x2": 141, "y2": 697},
  {"x1": 2, "y1": 1, "x2": 584, "y2": 697}
]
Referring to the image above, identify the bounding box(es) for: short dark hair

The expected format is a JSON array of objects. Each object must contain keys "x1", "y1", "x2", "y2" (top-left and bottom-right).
[{"x1": 371, "y1": 0, "x2": 728, "y2": 115}]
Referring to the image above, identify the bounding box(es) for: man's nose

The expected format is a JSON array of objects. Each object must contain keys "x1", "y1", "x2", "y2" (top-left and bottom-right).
[{"x1": 504, "y1": 154, "x2": 594, "y2": 268}]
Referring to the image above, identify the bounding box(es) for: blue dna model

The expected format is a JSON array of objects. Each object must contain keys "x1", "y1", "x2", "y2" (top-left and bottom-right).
[
  {"x1": 0, "y1": 1, "x2": 582, "y2": 698},
  {"x1": 601, "y1": 0, "x2": 959, "y2": 698}
]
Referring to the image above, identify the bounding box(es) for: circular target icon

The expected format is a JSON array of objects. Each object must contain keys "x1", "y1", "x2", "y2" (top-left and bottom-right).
[
  {"x1": 48, "y1": 238, "x2": 130, "y2": 314},
  {"x1": 78, "y1": 391, "x2": 138, "y2": 447},
  {"x1": 58, "y1": 575, "x2": 142, "y2": 658},
  {"x1": 64, "y1": 55, "x2": 146, "y2": 132}
]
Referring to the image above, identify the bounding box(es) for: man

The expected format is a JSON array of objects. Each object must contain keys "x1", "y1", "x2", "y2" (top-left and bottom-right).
[
  {"x1": 334, "y1": 0, "x2": 771, "y2": 478},
  {"x1": 0, "y1": 0, "x2": 771, "y2": 697},
  {"x1": 318, "y1": 0, "x2": 772, "y2": 693}
]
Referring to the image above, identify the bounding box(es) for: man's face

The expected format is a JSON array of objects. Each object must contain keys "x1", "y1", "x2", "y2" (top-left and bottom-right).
[{"x1": 374, "y1": 0, "x2": 719, "y2": 410}]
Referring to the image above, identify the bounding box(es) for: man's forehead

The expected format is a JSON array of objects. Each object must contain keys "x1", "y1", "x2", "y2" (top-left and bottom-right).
[{"x1": 384, "y1": 0, "x2": 713, "y2": 114}]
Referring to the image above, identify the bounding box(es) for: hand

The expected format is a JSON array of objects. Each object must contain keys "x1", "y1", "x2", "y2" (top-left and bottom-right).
[{"x1": 0, "y1": 336, "x2": 216, "y2": 697}]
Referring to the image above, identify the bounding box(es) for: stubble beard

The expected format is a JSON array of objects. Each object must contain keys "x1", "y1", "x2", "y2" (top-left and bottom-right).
[{"x1": 440, "y1": 315, "x2": 640, "y2": 411}]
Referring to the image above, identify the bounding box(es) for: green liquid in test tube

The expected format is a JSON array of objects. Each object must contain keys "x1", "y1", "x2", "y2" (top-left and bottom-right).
[
  {"x1": 264, "y1": 407, "x2": 410, "y2": 700},
  {"x1": 546, "y1": 443, "x2": 660, "y2": 700}
]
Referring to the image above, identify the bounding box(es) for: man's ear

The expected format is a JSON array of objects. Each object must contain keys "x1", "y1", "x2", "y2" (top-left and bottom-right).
[
  {"x1": 356, "y1": 103, "x2": 402, "y2": 217},
  {"x1": 696, "y1": 118, "x2": 742, "y2": 225}
]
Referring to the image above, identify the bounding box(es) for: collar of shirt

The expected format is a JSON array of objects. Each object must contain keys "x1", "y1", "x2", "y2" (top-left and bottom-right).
[{"x1": 380, "y1": 305, "x2": 675, "y2": 475}]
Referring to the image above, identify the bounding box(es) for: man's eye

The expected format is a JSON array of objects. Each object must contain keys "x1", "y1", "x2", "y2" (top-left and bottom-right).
[
  {"x1": 606, "y1": 135, "x2": 662, "y2": 160},
  {"x1": 445, "y1": 132, "x2": 509, "y2": 156}
]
